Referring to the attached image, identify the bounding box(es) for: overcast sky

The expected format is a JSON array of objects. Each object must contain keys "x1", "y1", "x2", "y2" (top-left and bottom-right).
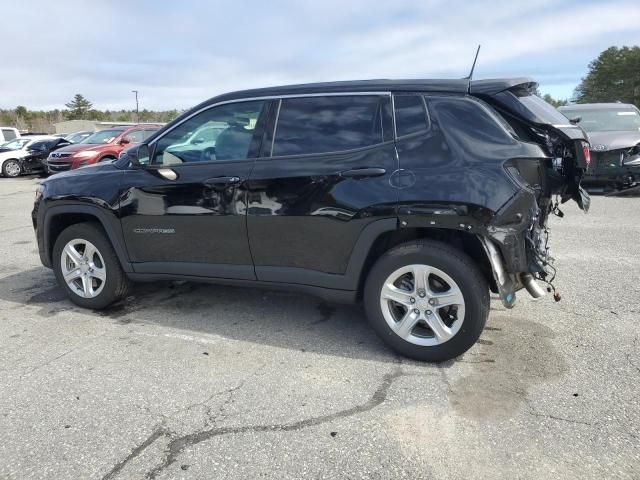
[{"x1": 1, "y1": 0, "x2": 639, "y2": 111}]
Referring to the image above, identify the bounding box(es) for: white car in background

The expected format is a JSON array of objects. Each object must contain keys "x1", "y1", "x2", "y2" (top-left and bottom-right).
[{"x1": 0, "y1": 135, "x2": 55, "y2": 177}]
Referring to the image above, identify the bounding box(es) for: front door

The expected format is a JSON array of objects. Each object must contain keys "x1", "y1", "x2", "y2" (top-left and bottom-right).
[
  {"x1": 246, "y1": 94, "x2": 398, "y2": 288},
  {"x1": 119, "y1": 100, "x2": 269, "y2": 280}
]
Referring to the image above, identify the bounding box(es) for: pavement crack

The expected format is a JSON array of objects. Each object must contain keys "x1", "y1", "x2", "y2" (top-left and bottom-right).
[
  {"x1": 101, "y1": 424, "x2": 169, "y2": 480},
  {"x1": 204, "y1": 380, "x2": 246, "y2": 426},
  {"x1": 20, "y1": 334, "x2": 107, "y2": 378},
  {"x1": 144, "y1": 367, "x2": 405, "y2": 479},
  {"x1": 626, "y1": 335, "x2": 639, "y2": 374},
  {"x1": 526, "y1": 410, "x2": 593, "y2": 426}
]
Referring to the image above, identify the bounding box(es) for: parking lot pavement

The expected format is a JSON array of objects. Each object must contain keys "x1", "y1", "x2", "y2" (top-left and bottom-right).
[{"x1": 0, "y1": 176, "x2": 638, "y2": 479}]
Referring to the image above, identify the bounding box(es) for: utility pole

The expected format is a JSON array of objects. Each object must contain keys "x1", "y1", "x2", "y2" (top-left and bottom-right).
[{"x1": 131, "y1": 90, "x2": 139, "y2": 123}]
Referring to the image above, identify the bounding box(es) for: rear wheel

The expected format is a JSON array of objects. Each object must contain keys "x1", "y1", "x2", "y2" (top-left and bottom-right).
[
  {"x1": 364, "y1": 240, "x2": 489, "y2": 362},
  {"x1": 53, "y1": 223, "x2": 130, "y2": 309},
  {"x1": 2, "y1": 159, "x2": 21, "y2": 177}
]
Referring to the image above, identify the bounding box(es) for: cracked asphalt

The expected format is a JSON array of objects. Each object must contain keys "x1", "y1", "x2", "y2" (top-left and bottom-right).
[{"x1": 0, "y1": 176, "x2": 638, "y2": 479}]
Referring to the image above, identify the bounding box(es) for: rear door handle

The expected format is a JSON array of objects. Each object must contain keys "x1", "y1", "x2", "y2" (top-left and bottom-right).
[
  {"x1": 339, "y1": 167, "x2": 386, "y2": 178},
  {"x1": 204, "y1": 176, "x2": 241, "y2": 186}
]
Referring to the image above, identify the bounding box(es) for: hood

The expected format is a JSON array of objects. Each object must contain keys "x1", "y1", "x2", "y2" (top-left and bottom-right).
[
  {"x1": 53, "y1": 143, "x2": 108, "y2": 154},
  {"x1": 43, "y1": 161, "x2": 119, "y2": 182},
  {"x1": 588, "y1": 131, "x2": 640, "y2": 152}
]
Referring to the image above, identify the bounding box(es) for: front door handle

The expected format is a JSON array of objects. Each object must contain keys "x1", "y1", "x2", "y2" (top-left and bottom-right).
[
  {"x1": 339, "y1": 167, "x2": 386, "y2": 179},
  {"x1": 204, "y1": 176, "x2": 241, "y2": 186}
]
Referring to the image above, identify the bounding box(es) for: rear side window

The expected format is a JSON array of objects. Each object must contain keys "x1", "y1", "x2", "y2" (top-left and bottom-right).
[
  {"x1": 2, "y1": 129, "x2": 17, "y2": 141},
  {"x1": 272, "y1": 95, "x2": 388, "y2": 156},
  {"x1": 394, "y1": 94, "x2": 429, "y2": 137}
]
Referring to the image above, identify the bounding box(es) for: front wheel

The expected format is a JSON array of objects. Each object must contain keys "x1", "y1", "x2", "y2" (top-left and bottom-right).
[
  {"x1": 53, "y1": 222, "x2": 130, "y2": 309},
  {"x1": 364, "y1": 240, "x2": 489, "y2": 362},
  {"x1": 2, "y1": 159, "x2": 22, "y2": 177}
]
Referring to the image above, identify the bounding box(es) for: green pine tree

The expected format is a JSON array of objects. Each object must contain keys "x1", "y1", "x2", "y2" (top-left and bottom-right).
[
  {"x1": 574, "y1": 46, "x2": 640, "y2": 107},
  {"x1": 64, "y1": 94, "x2": 94, "y2": 120}
]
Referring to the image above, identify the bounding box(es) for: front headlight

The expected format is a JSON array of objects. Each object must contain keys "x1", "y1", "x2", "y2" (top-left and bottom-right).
[
  {"x1": 622, "y1": 144, "x2": 640, "y2": 166},
  {"x1": 75, "y1": 150, "x2": 99, "y2": 159}
]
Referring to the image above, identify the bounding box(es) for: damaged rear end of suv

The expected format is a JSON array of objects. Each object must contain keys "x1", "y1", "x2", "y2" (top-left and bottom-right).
[{"x1": 468, "y1": 78, "x2": 590, "y2": 307}]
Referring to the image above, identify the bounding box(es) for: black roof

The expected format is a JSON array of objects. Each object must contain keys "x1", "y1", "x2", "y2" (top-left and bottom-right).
[{"x1": 196, "y1": 77, "x2": 536, "y2": 108}]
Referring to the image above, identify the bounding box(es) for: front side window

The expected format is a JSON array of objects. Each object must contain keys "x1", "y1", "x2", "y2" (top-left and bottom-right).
[
  {"x1": 394, "y1": 94, "x2": 430, "y2": 137},
  {"x1": 272, "y1": 95, "x2": 388, "y2": 157},
  {"x1": 142, "y1": 129, "x2": 159, "y2": 141},
  {"x1": 152, "y1": 100, "x2": 265, "y2": 165},
  {"x1": 122, "y1": 130, "x2": 145, "y2": 144}
]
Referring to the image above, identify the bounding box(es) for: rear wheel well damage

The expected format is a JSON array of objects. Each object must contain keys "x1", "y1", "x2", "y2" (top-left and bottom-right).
[{"x1": 357, "y1": 227, "x2": 497, "y2": 299}]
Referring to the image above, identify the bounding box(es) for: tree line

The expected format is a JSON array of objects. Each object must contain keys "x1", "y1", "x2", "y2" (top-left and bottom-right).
[
  {"x1": 1, "y1": 94, "x2": 181, "y2": 133},
  {"x1": 1, "y1": 45, "x2": 638, "y2": 133}
]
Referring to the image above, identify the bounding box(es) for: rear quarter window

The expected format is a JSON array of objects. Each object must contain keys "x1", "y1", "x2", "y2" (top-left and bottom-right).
[
  {"x1": 517, "y1": 94, "x2": 571, "y2": 125},
  {"x1": 272, "y1": 95, "x2": 390, "y2": 156},
  {"x1": 429, "y1": 96, "x2": 516, "y2": 147}
]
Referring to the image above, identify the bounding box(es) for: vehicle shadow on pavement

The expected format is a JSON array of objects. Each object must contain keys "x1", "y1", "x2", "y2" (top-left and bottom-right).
[{"x1": 0, "y1": 266, "x2": 404, "y2": 364}]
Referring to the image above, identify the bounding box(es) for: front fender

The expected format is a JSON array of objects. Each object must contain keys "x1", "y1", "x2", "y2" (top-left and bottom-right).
[{"x1": 38, "y1": 203, "x2": 132, "y2": 272}]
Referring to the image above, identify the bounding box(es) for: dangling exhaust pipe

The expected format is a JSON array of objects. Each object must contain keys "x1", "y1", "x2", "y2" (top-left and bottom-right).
[{"x1": 520, "y1": 273, "x2": 546, "y2": 299}]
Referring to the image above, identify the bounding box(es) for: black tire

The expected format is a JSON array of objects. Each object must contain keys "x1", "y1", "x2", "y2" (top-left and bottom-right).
[
  {"x1": 98, "y1": 156, "x2": 116, "y2": 163},
  {"x1": 364, "y1": 239, "x2": 489, "y2": 362},
  {"x1": 52, "y1": 222, "x2": 130, "y2": 309},
  {"x1": 2, "y1": 159, "x2": 21, "y2": 178}
]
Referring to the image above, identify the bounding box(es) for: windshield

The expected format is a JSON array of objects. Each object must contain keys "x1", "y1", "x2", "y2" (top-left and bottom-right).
[
  {"x1": 80, "y1": 129, "x2": 122, "y2": 144},
  {"x1": 560, "y1": 108, "x2": 640, "y2": 133},
  {"x1": 66, "y1": 131, "x2": 92, "y2": 143},
  {"x1": 2, "y1": 138, "x2": 31, "y2": 150}
]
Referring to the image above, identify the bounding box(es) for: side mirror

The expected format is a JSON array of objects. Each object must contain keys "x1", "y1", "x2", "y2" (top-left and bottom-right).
[
  {"x1": 569, "y1": 116, "x2": 582, "y2": 125},
  {"x1": 125, "y1": 144, "x2": 150, "y2": 166},
  {"x1": 119, "y1": 137, "x2": 131, "y2": 145}
]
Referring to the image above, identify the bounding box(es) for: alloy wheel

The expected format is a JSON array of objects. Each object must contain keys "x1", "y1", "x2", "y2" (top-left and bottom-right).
[
  {"x1": 4, "y1": 161, "x2": 20, "y2": 177},
  {"x1": 379, "y1": 264, "x2": 465, "y2": 346},
  {"x1": 60, "y1": 239, "x2": 107, "y2": 298}
]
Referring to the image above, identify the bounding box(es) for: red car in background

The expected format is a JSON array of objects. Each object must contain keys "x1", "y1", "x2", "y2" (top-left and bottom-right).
[{"x1": 46, "y1": 124, "x2": 161, "y2": 173}]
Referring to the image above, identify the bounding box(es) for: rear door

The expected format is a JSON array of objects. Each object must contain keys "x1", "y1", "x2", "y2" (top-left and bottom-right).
[
  {"x1": 119, "y1": 100, "x2": 269, "y2": 279},
  {"x1": 246, "y1": 93, "x2": 397, "y2": 287}
]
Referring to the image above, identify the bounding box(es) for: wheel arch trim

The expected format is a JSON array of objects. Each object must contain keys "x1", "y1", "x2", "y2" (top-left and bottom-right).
[{"x1": 42, "y1": 204, "x2": 132, "y2": 272}]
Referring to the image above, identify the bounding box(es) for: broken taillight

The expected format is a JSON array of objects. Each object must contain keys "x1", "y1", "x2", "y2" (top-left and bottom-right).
[{"x1": 582, "y1": 141, "x2": 591, "y2": 169}]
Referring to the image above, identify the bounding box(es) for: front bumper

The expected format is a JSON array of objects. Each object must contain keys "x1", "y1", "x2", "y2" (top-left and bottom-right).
[
  {"x1": 32, "y1": 193, "x2": 51, "y2": 268},
  {"x1": 47, "y1": 160, "x2": 74, "y2": 173}
]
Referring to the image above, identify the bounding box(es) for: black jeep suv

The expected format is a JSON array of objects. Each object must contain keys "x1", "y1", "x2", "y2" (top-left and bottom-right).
[{"x1": 32, "y1": 78, "x2": 590, "y2": 361}]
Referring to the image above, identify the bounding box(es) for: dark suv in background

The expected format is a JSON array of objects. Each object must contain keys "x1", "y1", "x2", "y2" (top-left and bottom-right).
[
  {"x1": 46, "y1": 124, "x2": 161, "y2": 173},
  {"x1": 32, "y1": 78, "x2": 590, "y2": 361}
]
